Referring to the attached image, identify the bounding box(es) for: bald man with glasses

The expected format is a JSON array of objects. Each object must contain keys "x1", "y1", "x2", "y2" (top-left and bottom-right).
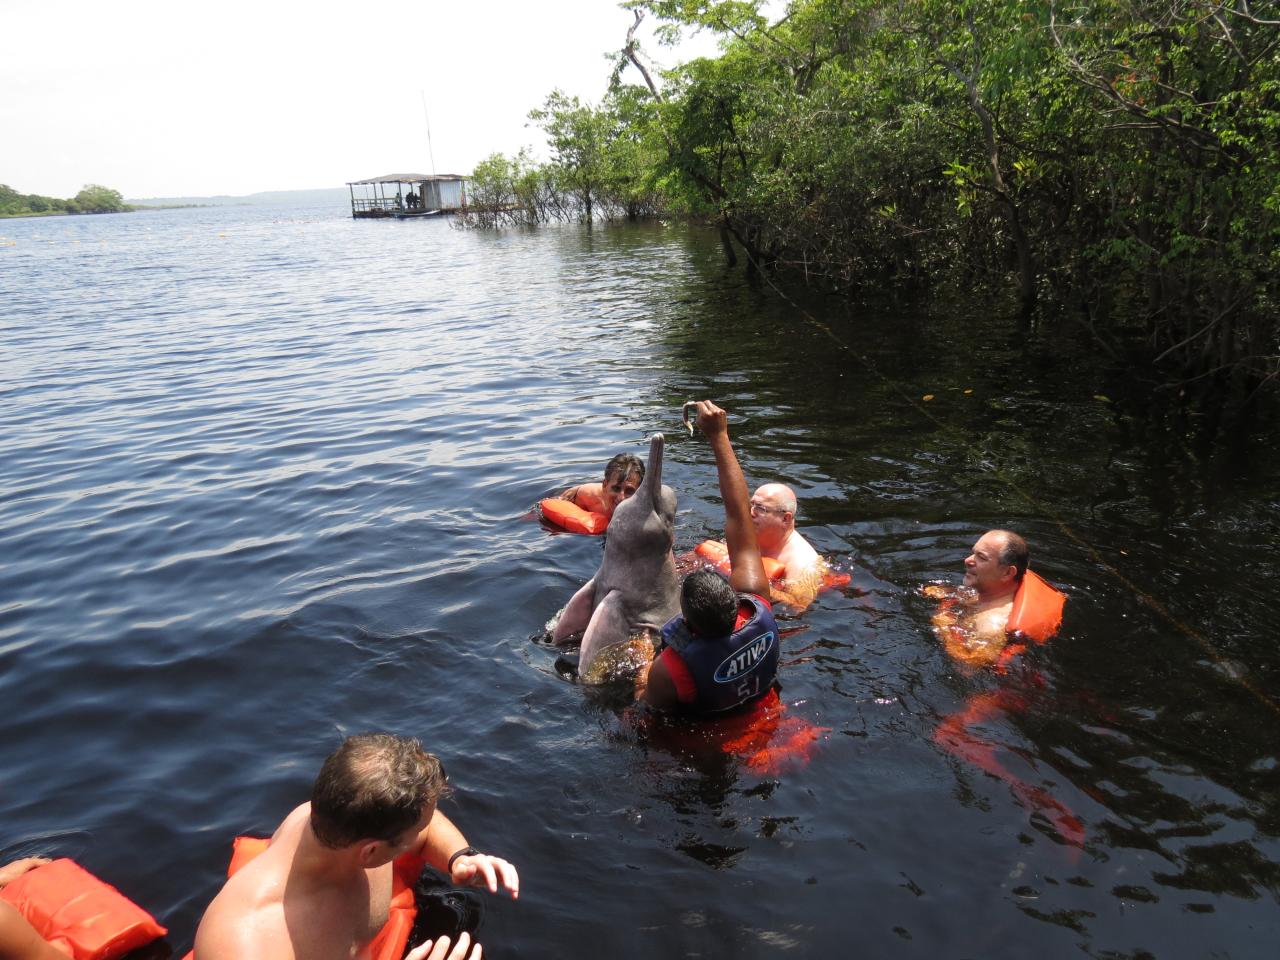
[{"x1": 749, "y1": 483, "x2": 824, "y2": 611}]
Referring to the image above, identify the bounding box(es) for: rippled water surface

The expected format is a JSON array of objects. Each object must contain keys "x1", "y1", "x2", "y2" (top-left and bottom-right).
[{"x1": 2, "y1": 200, "x2": 1279, "y2": 958}]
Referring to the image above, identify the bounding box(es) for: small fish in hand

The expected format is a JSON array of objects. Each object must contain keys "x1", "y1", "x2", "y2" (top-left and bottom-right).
[{"x1": 681, "y1": 400, "x2": 698, "y2": 436}]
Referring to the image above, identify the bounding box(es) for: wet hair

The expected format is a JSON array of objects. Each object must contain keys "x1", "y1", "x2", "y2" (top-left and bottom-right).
[
  {"x1": 603, "y1": 453, "x2": 644, "y2": 486},
  {"x1": 992, "y1": 530, "x2": 1029, "y2": 581},
  {"x1": 310, "y1": 733, "x2": 449, "y2": 849},
  {"x1": 681, "y1": 568, "x2": 738, "y2": 637}
]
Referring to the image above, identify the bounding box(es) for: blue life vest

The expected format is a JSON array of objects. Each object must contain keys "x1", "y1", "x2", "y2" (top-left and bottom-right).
[{"x1": 658, "y1": 594, "x2": 780, "y2": 715}]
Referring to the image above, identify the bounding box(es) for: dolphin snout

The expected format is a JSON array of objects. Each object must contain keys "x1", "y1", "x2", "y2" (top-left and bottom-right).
[{"x1": 645, "y1": 433, "x2": 664, "y2": 492}]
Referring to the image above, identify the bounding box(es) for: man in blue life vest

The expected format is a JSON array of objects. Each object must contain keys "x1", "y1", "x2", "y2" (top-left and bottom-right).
[{"x1": 638, "y1": 401, "x2": 779, "y2": 714}]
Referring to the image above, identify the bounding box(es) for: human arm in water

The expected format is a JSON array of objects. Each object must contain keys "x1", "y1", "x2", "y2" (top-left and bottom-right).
[
  {"x1": 0, "y1": 859, "x2": 68, "y2": 960},
  {"x1": 637, "y1": 646, "x2": 678, "y2": 709},
  {"x1": 0, "y1": 860, "x2": 49, "y2": 890},
  {"x1": 0, "y1": 901, "x2": 71, "y2": 960},
  {"x1": 768, "y1": 566, "x2": 822, "y2": 612},
  {"x1": 923, "y1": 583, "x2": 1013, "y2": 668},
  {"x1": 413, "y1": 809, "x2": 519, "y2": 900},
  {"x1": 557, "y1": 483, "x2": 608, "y2": 513}
]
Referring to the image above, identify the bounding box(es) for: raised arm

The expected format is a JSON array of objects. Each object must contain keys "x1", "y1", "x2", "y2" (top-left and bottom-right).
[
  {"x1": 415, "y1": 808, "x2": 519, "y2": 900},
  {"x1": 692, "y1": 401, "x2": 769, "y2": 598}
]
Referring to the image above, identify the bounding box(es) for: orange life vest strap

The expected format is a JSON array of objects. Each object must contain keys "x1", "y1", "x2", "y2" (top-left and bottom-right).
[
  {"x1": 693, "y1": 540, "x2": 786, "y2": 581},
  {"x1": 1006, "y1": 570, "x2": 1065, "y2": 643},
  {"x1": 226, "y1": 835, "x2": 269, "y2": 875},
  {"x1": 540, "y1": 498, "x2": 609, "y2": 535},
  {"x1": 693, "y1": 539, "x2": 850, "y2": 590},
  {"x1": 223, "y1": 837, "x2": 421, "y2": 960},
  {"x1": 0, "y1": 858, "x2": 166, "y2": 960},
  {"x1": 821, "y1": 571, "x2": 852, "y2": 590}
]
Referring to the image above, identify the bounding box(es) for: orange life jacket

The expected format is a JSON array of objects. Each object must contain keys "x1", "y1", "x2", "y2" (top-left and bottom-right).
[
  {"x1": 634, "y1": 688, "x2": 829, "y2": 775},
  {"x1": 1005, "y1": 569, "x2": 1065, "y2": 643},
  {"x1": 539, "y1": 498, "x2": 609, "y2": 535},
  {"x1": 692, "y1": 539, "x2": 851, "y2": 590},
  {"x1": 934, "y1": 569, "x2": 1066, "y2": 671},
  {"x1": 693, "y1": 539, "x2": 786, "y2": 582},
  {"x1": 219, "y1": 836, "x2": 422, "y2": 960},
  {"x1": 0, "y1": 858, "x2": 166, "y2": 960}
]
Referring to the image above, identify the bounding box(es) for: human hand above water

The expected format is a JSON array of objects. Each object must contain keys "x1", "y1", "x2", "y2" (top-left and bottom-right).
[
  {"x1": 0, "y1": 857, "x2": 50, "y2": 889},
  {"x1": 406, "y1": 931, "x2": 482, "y2": 960},
  {"x1": 691, "y1": 400, "x2": 728, "y2": 439},
  {"x1": 450, "y1": 852, "x2": 520, "y2": 899}
]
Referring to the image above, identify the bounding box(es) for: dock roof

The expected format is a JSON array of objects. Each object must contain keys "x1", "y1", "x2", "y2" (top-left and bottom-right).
[{"x1": 347, "y1": 174, "x2": 468, "y2": 185}]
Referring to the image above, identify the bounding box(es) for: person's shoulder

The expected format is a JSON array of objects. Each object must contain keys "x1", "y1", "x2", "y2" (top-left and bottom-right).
[
  {"x1": 972, "y1": 602, "x2": 1014, "y2": 637},
  {"x1": 195, "y1": 882, "x2": 288, "y2": 960},
  {"x1": 643, "y1": 651, "x2": 686, "y2": 709},
  {"x1": 278, "y1": 802, "x2": 311, "y2": 833},
  {"x1": 785, "y1": 531, "x2": 822, "y2": 564},
  {"x1": 208, "y1": 807, "x2": 305, "y2": 911},
  {"x1": 580, "y1": 487, "x2": 617, "y2": 516}
]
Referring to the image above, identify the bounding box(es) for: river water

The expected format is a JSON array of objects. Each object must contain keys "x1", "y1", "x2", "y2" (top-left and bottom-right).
[{"x1": 2, "y1": 200, "x2": 1278, "y2": 959}]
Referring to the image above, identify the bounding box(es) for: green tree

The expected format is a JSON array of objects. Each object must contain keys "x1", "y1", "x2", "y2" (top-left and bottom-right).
[
  {"x1": 73, "y1": 184, "x2": 127, "y2": 213},
  {"x1": 529, "y1": 91, "x2": 614, "y2": 223},
  {"x1": 465, "y1": 0, "x2": 1276, "y2": 426},
  {"x1": 599, "y1": 84, "x2": 667, "y2": 220},
  {"x1": 461, "y1": 150, "x2": 560, "y2": 227}
]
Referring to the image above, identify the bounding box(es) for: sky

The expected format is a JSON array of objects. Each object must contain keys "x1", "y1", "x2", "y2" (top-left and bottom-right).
[{"x1": 3, "y1": 0, "x2": 723, "y2": 199}]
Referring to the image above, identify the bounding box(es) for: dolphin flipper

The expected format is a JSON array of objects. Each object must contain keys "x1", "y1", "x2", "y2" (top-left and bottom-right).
[
  {"x1": 553, "y1": 577, "x2": 596, "y2": 644},
  {"x1": 578, "y1": 588, "x2": 631, "y2": 677}
]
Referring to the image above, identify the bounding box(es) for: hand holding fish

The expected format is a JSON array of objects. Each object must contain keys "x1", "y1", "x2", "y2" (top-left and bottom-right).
[{"x1": 683, "y1": 400, "x2": 727, "y2": 440}]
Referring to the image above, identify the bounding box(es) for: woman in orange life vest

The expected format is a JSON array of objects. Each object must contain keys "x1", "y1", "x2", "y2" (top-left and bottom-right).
[{"x1": 542, "y1": 453, "x2": 645, "y2": 535}]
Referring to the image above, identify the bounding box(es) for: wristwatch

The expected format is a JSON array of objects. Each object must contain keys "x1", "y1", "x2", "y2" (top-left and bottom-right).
[{"x1": 447, "y1": 846, "x2": 481, "y2": 871}]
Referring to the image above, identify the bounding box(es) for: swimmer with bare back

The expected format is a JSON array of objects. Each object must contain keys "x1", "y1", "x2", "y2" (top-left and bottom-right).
[{"x1": 194, "y1": 734, "x2": 517, "y2": 960}]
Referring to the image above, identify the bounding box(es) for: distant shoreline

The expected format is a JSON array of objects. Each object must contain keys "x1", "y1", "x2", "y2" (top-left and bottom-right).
[
  {"x1": 0, "y1": 209, "x2": 141, "y2": 220},
  {"x1": 3, "y1": 187, "x2": 352, "y2": 220},
  {"x1": 1, "y1": 203, "x2": 211, "y2": 220},
  {"x1": 127, "y1": 187, "x2": 350, "y2": 208}
]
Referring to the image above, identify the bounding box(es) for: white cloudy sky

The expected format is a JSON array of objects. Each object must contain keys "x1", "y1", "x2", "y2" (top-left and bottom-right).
[{"x1": 3, "y1": 0, "x2": 723, "y2": 199}]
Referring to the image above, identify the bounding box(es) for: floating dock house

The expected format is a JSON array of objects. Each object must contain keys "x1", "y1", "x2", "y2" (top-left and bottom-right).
[{"x1": 346, "y1": 174, "x2": 468, "y2": 219}]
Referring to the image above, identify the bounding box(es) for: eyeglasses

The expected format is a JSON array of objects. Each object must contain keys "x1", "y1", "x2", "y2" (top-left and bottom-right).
[{"x1": 749, "y1": 502, "x2": 788, "y2": 516}]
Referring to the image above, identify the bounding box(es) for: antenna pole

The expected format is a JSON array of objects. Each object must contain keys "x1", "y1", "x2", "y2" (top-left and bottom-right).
[{"x1": 420, "y1": 91, "x2": 437, "y2": 176}]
